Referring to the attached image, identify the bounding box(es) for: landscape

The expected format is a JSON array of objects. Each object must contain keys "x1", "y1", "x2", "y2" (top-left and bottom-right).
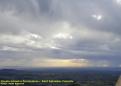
[{"x1": 0, "y1": 67, "x2": 120, "y2": 86}]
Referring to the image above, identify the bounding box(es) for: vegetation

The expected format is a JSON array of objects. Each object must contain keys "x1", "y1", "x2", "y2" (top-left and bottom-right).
[{"x1": 0, "y1": 68, "x2": 120, "y2": 86}]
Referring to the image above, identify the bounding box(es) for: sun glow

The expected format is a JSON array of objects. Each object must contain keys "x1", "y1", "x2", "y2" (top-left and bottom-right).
[
  {"x1": 116, "y1": 0, "x2": 121, "y2": 4},
  {"x1": 32, "y1": 59, "x2": 89, "y2": 68},
  {"x1": 92, "y1": 14, "x2": 102, "y2": 21}
]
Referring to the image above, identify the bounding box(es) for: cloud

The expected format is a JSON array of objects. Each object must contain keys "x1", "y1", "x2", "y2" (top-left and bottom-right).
[{"x1": 0, "y1": 0, "x2": 121, "y2": 67}]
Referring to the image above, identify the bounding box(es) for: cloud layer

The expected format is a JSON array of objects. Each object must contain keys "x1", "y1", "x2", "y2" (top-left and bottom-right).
[{"x1": 0, "y1": 0, "x2": 121, "y2": 68}]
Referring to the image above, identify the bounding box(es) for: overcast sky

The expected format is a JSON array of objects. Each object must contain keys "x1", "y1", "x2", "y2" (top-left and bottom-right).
[{"x1": 0, "y1": 0, "x2": 121, "y2": 68}]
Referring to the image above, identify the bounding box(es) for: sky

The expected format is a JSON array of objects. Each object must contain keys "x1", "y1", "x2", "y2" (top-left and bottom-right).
[{"x1": 0, "y1": 0, "x2": 121, "y2": 68}]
